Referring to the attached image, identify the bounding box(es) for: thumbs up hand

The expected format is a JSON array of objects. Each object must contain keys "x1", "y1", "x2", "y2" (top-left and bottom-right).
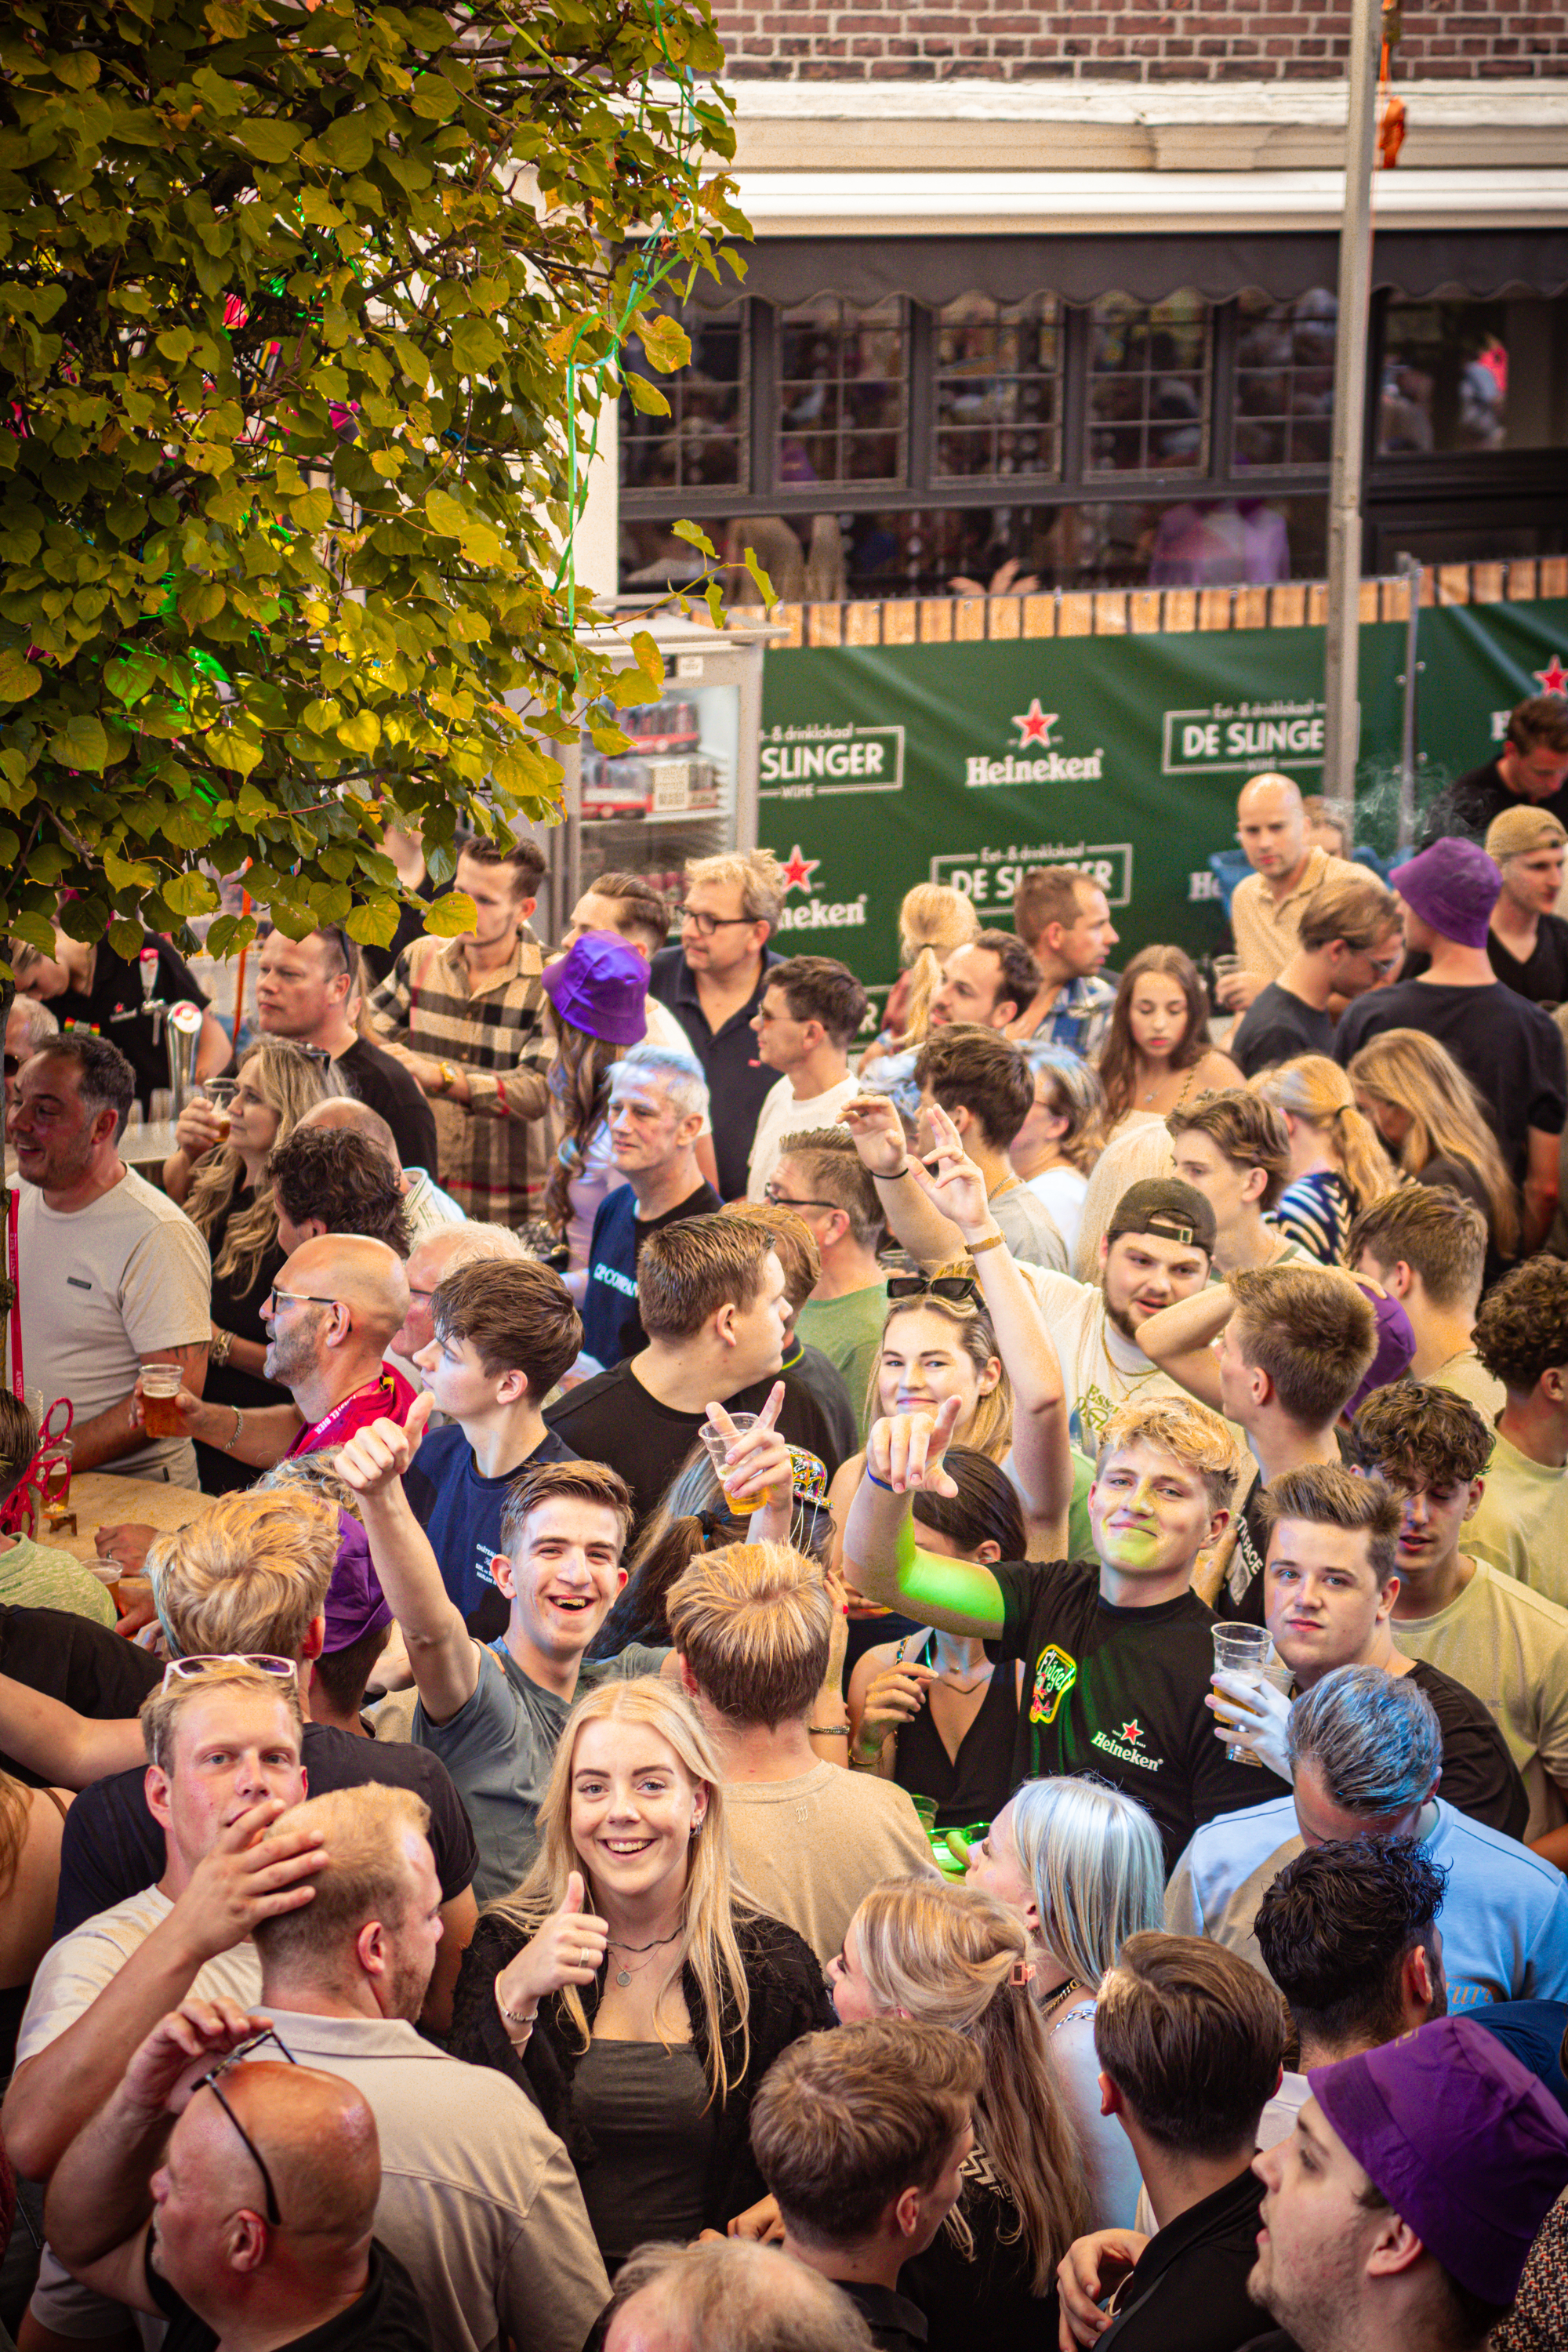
[
  {"x1": 494, "y1": 1869, "x2": 611, "y2": 2018},
  {"x1": 336, "y1": 1388, "x2": 434, "y2": 1502}
]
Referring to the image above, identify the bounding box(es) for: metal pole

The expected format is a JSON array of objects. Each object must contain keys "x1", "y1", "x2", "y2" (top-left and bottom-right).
[
  {"x1": 1322, "y1": 0, "x2": 1385, "y2": 837},
  {"x1": 1397, "y1": 550, "x2": 1422, "y2": 849}
]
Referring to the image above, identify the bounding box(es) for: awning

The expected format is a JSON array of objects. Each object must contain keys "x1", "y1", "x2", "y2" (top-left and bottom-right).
[{"x1": 688, "y1": 168, "x2": 1568, "y2": 309}]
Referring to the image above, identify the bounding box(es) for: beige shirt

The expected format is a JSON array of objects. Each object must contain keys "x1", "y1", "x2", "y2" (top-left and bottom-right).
[
  {"x1": 1230, "y1": 848, "x2": 1364, "y2": 985},
  {"x1": 1468, "y1": 1428, "x2": 1568, "y2": 1609},
  {"x1": 722, "y1": 1762, "x2": 938, "y2": 1964},
  {"x1": 1426, "y1": 1348, "x2": 1508, "y2": 1422},
  {"x1": 260, "y1": 2008, "x2": 609, "y2": 2352},
  {"x1": 1395, "y1": 1563, "x2": 1568, "y2": 1841}
]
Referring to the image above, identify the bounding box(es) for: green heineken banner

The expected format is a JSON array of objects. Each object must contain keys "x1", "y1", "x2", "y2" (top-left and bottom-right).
[
  {"x1": 757, "y1": 620, "x2": 1407, "y2": 993},
  {"x1": 754, "y1": 593, "x2": 1568, "y2": 993}
]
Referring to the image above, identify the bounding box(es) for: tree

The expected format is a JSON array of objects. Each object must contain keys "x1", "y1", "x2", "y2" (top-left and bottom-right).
[{"x1": 0, "y1": 0, "x2": 744, "y2": 965}]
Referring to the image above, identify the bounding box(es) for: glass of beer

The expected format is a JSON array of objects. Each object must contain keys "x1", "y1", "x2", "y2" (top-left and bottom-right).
[
  {"x1": 1211, "y1": 1624, "x2": 1275, "y2": 1763},
  {"x1": 699, "y1": 1413, "x2": 774, "y2": 1518},
  {"x1": 202, "y1": 1079, "x2": 238, "y2": 1138},
  {"x1": 140, "y1": 1364, "x2": 185, "y2": 1439}
]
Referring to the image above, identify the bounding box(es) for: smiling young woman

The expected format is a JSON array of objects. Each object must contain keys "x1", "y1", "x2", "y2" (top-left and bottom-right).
[{"x1": 446, "y1": 1676, "x2": 831, "y2": 2272}]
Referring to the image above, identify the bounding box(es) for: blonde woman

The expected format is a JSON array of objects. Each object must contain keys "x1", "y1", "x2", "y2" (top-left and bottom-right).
[
  {"x1": 1346, "y1": 1027, "x2": 1521, "y2": 1265},
  {"x1": 1252, "y1": 1054, "x2": 1399, "y2": 1264},
  {"x1": 862, "y1": 884, "x2": 982, "y2": 1074},
  {"x1": 161, "y1": 1038, "x2": 335, "y2": 1491},
  {"x1": 1008, "y1": 1046, "x2": 1105, "y2": 1260},
  {"x1": 829, "y1": 1876, "x2": 1090, "y2": 2343},
  {"x1": 447, "y1": 1677, "x2": 829, "y2": 2270},
  {"x1": 965, "y1": 1777, "x2": 1164, "y2": 2230}
]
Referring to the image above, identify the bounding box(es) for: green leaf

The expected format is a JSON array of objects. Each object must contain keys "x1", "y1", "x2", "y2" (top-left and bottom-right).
[
  {"x1": 637, "y1": 312, "x2": 692, "y2": 376},
  {"x1": 624, "y1": 371, "x2": 670, "y2": 418},
  {"x1": 339, "y1": 708, "x2": 381, "y2": 756},
  {"x1": 424, "y1": 890, "x2": 477, "y2": 938},
  {"x1": 290, "y1": 488, "x2": 334, "y2": 532},
  {"x1": 49, "y1": 713, "x2": 110, "y2": 771},
  {"x1": 107, "y1": 916, "x2": 145, "y2": 960},
  {"x1": 207, "y1": 727, "x2": 263, "y2": 779},
  {"x1": 319, "y1": 113, "x2": 376, "y2": 172},
  {"x1": 237, "y1": 118, "x2": 304, "y2": 162},
  {"x1": 742, "y1": 546, "x2": 777, "y2": 608},
  {"x1": 672, "y1": 520, "x2": 718, "y2": 562},
  {"x1": 0, "y1": 648, "x2": 42, "y2": 702}
]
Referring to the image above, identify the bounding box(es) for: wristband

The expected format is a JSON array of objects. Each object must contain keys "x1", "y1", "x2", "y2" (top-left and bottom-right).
[
  {"x1": 967, "y1": 1230, "x2": 1006, "y2": 1256},
  {"x1": 221, "y1": 1406, "x2": 244, "y2": 1453},
  {"x1": 866, "y1": 1469, "x2": 895, "y2": 1492},
  {"x1": 880, "y1": 1161, "x2": 911, "y2": 1181},
  {"x1": 808, "y1": 1720, "x2": 850, "y2": 1737}
]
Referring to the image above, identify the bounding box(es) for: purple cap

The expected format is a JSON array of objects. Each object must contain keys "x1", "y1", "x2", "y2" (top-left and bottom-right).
[
  {"x1": 1392, "y1": 837, "x2": 1501, "y2": 949},
  {"x1": 1345, "y1": 1280, "x2": 1416, "y2": 1417},
  {"x1": 323, "y1": 1512, "x2": 393, "y2": 1653},
  {"x1": 1309, "y1": 2016, "x2": 1568, "y2": 2305},
  {"x1": 540, "y1": 931, "x2": 649, "y2": 1047}
]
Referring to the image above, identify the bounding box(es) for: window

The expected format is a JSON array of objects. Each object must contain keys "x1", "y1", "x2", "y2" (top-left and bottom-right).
[
  {"x1": 934, "y1": 294, "x2": 1063, "y2": 481},
  {"x1": 1233, "y1": 290, "x2": 1338, "y2": 468},
  {"x1": 620, "y1": 303, "x2": 748, "y2": 492},
  {"x1": 1087, "y1": 294, "x2": 1210, "y2": 476},
  {"x1": 778, "y1": 296, "x2": 906, "y2": 486},
  {"x1": 836, "y1": 496, "x2": 1323, "y2": 599}
]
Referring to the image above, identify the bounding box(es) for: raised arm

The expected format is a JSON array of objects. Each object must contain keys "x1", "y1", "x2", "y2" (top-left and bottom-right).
[
  {"x1": 1131, "y1": 1282, "x2": 1233, "y2": 1414},
  {"x1": 839, "y1": 1093, "x2": 967, "y2": 1270},
  {"x1": 0, "y1": 1678, "x2": 142, "y2": 1790},
  {"x1": 333, "y1": 1392, "x2": 480, "y2": 1726},
  {"x1": 909, "y1": 1103, "x2": 1072, "y2": 1530},
  {"x1": 842, "y1": 1401, "x2": 1006, "y2": 1639},
  {"x1": 1523, "y1": 1127, "x2": 1560, "y2": 1254}
]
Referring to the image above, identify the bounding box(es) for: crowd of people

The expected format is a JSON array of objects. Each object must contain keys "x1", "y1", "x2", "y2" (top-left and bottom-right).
[{"x1": 2, "y1": 701, "x2": 1568, "y2": 2352}]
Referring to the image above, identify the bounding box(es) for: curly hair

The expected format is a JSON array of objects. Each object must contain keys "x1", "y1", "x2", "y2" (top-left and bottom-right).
[
  {"x1": 1252, "y1": 1838, "x2": 1448, "y2": 2052},
  {"x1": 1472, "y1": 1257, "x2": 1568, "y2": 1396},
  {"x1": 265, "y1": 1126, "x2": 412, "y2": 1258},
  {"x1": 1348, "y1": 1378, "x2": 1494, "y2": 1491}
]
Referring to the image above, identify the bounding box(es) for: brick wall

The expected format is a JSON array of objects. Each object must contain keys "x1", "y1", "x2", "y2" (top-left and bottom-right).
[{"x1": 713, "y1": 2, "x2": 1568, "y2": 82}]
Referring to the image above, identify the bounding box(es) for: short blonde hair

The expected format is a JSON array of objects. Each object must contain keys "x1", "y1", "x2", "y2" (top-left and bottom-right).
[
  {"x1": 684, "y1": 849, "x2": 785, "y2": 930},
  {"x1": 140, "y1": 1659, "x2": 305, "y2": 1776},
  {"x1": 151, "y1": 1487, "x2": 337, "y2": 1661},
  {"x1": 1094, "y1": 1396, "x2": 1238, "y2": 1512},
  {"x1": 667, "y1": 1541, "x2": 830, "y2": 1730},
  {"x1": 251, "y1": 1785, "x2": 430, "y2": 1973}
]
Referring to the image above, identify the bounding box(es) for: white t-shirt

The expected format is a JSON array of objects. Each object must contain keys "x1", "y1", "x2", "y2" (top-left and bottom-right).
[
  {"x1": 1468, "y1": 1427, "x2": 1568, "y2": 1608},
  {"x1": 1025, "y1": 1165, "x2": 1089, "y2": 1261},
  {"x1": 16, "y1": 1884, "x2": 263, "y2": 2068},
  {"x1": 1018, "y1": 1266, "x2": 1250, "y2": 1468},
  {"x1": 16, "y1": 1167, "x2": 212, "y2": 1486},
  {"x1": 1396, "y1": 1562, "x2": 1568, "y2": 1841},
  {"x1": 746, "y1": 1071, "x2": 862, "y2": 1202}
]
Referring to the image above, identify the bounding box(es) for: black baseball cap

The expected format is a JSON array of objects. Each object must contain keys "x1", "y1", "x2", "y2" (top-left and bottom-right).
[{"x1": 1105, "y1": 1177, "x2": 1216, "y2": 1258}]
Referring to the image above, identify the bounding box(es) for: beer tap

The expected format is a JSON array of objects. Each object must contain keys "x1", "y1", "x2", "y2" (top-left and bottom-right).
[{"x1": 139, "y1": 949, "x2": 169, "y2": 1050}]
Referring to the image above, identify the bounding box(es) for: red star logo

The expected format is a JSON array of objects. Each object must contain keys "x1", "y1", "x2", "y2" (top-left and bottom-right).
[
  {"x1": 1117, "y1": 1720, "x2": 1144, "y2": 1747},
  {"x1": 1534, "y1": 655, "x2": 1568, "y2": 696},
  {"x1": 780, "y1": 843, "x2": 819, "y2": 895},
  {"x1": 1011, "y1": 698, "x2": 1058, "y2": 749}
]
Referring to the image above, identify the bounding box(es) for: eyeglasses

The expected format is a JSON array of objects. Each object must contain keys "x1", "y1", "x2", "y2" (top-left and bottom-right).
[
  {"x1": 264, "y1": 1286, "x2": 339, "y2": 1316},
  {"x1": 673, "y1": 905, "x2": 756, "y2": 938},
  {"x1": 160, "y1": 1653, "x2": 299, "y2": 1693},
  {"x1": 2, "y1": 1055, "x2": 17, "y2": 1078},
  {"x1": 763, "y1": 1185, "x2": 840, "y2": 1212},
  {"x1": 194, "y1": 2028, "x2": 299, "y2": 2227},
  {"x1": 885, "y1": 1274, "x2": 982, "y2": 1306}
]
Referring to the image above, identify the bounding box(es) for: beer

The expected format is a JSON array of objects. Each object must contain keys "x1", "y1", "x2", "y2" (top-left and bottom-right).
[{"x1": 141, "y1": 1366, "x2": 183, "y2": 1438}]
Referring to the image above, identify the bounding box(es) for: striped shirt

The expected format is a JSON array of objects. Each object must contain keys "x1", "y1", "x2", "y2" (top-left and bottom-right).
[{"x1": 368, "y1": 933, "x2": 553, "y2": 1225}]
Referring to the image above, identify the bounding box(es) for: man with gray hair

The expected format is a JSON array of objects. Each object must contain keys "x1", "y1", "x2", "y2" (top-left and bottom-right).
[
  {"x1": 606, "y1": 2238, "x2": 875, "y2": 2352},
  {"x1": 577, "y1": 1040, "x2": 720, "y2": 1371},
  {"x1": 391, "y1": 1221, "x2": 528, "y2": 1375},
  {"x1": 5, "y1": 990, "x2": 57, "y2": 1113},
  {"x1": 1167, "y1": 1664, "x2": 1568, "y2": 2012},
  {"x1": 249, "y1": 1782, "x2": 610, "y2": 2352}
]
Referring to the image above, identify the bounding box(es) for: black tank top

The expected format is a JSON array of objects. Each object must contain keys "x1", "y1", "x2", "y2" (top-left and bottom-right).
[{"x1": 894, "y1": 1642, "x2": 1020, "y2": 1831}]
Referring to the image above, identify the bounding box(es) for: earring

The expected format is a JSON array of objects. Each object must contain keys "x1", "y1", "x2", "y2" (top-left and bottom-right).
[{"x1": 690, "y1": 1817, "x2": 702, "y2": 1837}]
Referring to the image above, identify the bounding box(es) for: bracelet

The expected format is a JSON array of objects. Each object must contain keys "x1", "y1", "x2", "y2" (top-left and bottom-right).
[
  {"x1": 209, "y1": 1327, "x2": 233, "y2": 1368},
  {"x1": 221, "y1": 1406, "x2": 244, "y2": 1453},
  {"x1": 968, "y1": 1230, "x2": 1007, "y2": 1256},
  {"x1": 883, "y1": 1161, "x2": 911, "y2": 1181},
  {"x1": 808, "y1": 1720, "x2": 850, "y2": 1737},
  {"x1": 866, "y1": 1468, "x2": 895, "y2": 1492}
]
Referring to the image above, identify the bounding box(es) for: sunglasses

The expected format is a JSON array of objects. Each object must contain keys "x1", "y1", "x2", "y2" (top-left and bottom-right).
[
  {"x1": 160, "y1": 1653, "x2": 299, "y2": 1693},
  {"x1": 194, "y1": 2027, "x2": 299, "y2": 2227},
  {"x1": 885, "y1": 1275, "x2": 982, "y2": 1306}
]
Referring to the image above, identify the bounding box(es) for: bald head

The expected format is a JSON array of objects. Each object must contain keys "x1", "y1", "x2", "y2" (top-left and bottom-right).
[
  {"x1": 1236, "y1": 773, "x2": 1309, "y2": 884},
  {"x1": 156, "y1": 2063, "x2": 379, "y2": 2312},
  {"x1": 296, "y1": 1095, "x2": 401, "y2": 1177},
  {"x1": 607, "y1": 2240, "x2": 874, "y2": 2352},
  {"x1": 282, "y1": 1235, "x2": 411, "y2": 1350}
]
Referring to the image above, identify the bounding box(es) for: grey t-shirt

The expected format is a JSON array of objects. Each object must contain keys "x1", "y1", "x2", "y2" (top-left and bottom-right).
[
  {"x1": 415, "y1": 1639, "x2": 670, "y2": 1905},
  {"x1": 989, "y1": 1181, "x2": 1069, "y2": 1272}
]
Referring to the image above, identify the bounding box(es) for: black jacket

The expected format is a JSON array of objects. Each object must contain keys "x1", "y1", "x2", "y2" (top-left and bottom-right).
[{"x1": 449, "y1": 1904, "x2": 833, "y2": 2230}]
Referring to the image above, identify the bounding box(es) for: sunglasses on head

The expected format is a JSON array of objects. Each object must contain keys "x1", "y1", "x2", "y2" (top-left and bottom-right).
[
  {"x1": 160, "y1": 1653, "x2": 299, "y2": 1693},
  {"x1": 885, "y1": 1274, "x2": 982, "y2": 1307},
  {"x1": 194, "y1": 2027, "x2": 299, "y2": 2227}
]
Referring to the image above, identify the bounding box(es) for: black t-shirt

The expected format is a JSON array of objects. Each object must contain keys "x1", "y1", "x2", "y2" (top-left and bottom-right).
[
  {"x1": 195, "y1": 1185, "x2": 291, "y2": 1494},
  {"x1": 53, "y1": 934, "x2": 215, "y2": 1111},
  {"x1": 579, "y1": 1180, "x2": 723, "y2": 1367},
  {"x1": 779, "y1": 1335, "x2": 857, "y2": 1470},
  {"x1": 333, "y1": 1037, "x2": 439, "y2": 1175},
  {"x1": 1334, "y1": 979, "x2": 1567, "y2": 1178},
  {"x1": 0, "y1": 1605, "x2": 162, "y2": 1788},
  {"x1": 1489, "y1": 912, "x2": 1568, "y2": 1008},
  {"x1": 993, "y1": 1561, "x2": 1267, "y2": 1874},
  {"x1": 402, "y1": 1421, "x2": 578, "y2": 1643},
  {"x1": 1097, "y1": 2164, "x2": 1268, "y2": 2352},
  {"x1": 1406, "y1": 1658, "x2": 1529, "y2": 1840},
  {"x1": 840, "y1": 2282, "x2": 929, "y2": 2352},
  {"x1": 544, "y1": 1358, "x2": 848, "y2": 1537},
  {"x1": 1229, "y1": 982, "x2": 1334, "y2": 1080},
  {"x1": 648, "y1": 946, "x2": 781, "y2": 1201},
  {"x1": 54, "y1": 1722, "x2": 478, "y2": 1936},
  {"x1": 151, "y1": 2235, "x2": 433, "y2": 2352},
  {"x1": 1419, "y1": 760, "x2": 1568, "y2": 849}
]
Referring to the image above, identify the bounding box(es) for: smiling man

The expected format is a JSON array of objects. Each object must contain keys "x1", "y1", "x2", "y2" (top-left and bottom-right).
[
  {"x1": 575, "y1": 1041, "x2": 719, "y2": 1373},
  {"x1": 336, "y1": 1411, "x2": 659, "y2": 1904},
  {"x1": 844, "y1": 1392, "x2": 1268, "y2": 1871}
]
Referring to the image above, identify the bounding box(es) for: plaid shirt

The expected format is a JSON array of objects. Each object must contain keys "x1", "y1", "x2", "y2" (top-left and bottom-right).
[
  {"x1": 368, "y1": 932, "x2": 553, "y2": 1225},
  {"x1": 1016, "y1": 972, "x2": 1119, "y2": 1065}
]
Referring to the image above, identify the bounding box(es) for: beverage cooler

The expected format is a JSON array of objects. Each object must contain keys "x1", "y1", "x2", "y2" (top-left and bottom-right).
[{"x1": 528, "y1": 615, "x2": 783, "y2": 935}]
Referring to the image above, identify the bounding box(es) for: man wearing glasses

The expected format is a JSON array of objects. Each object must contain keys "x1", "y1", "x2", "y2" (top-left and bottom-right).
[
  {"x1": 648, "y1": 849, "x2": 785, "y2": 1200},
  {"x1": 771, "y1": 1129, "x2": 890, "y2": 1441},
  {"x1": 745, "y1": 956, "x2": 869, "y2": 1203}
]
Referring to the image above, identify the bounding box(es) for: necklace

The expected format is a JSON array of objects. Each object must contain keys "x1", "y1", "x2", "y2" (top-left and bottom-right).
[
  {"x1": 920, "y1": 1634, "x2": 993, "y2": 1697},
  {"x1": 1039, "y1": 1975, "x2": 1083, "y2": 2024},
  {"x1": 607, "y1": 1927, "x2": 682, "y2": 1988}
]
